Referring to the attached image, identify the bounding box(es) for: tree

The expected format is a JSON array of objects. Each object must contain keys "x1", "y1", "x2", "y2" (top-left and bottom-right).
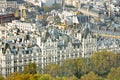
[
  {"x1": 56, "y1": 76, "x2": 78, "y2": 80},
  {"x1": 14, "y1": 74, "x2": 34, "y2": 80},
  {"x1": 0, "y1": 75, "x2": 5, "y2": 80},
  {"x1": 116, "y1": 54, "x2": 120, "y2": 67},
  {"x1": 6, "y1": 72, "x2": 36, "y2": 80},
  {"x1": 107, "y1": 67, "x2": 120, "y2": 80},
  {"x1": 24, "y1": 62, "x2": 37, "y2": 74},
  {"x1": 74, "y1": 58, "x2": 90, "y2": 78},
  {"x1": 61, "y1": 76, "x2": 74, "y2": 80},
  {"x1": 33, "y1": 74, "x2": 41, "y2": 80},
  {"x1": 6, "y1": 72, "x2": 21, "y2": 80},
  {"x1": 90, "y1": 50, "x2": 117, "y2": 75},
  {"x1": 80, "y1": 71, "x2": 103, "y2": 80},
  {"x1": 44, "y1": 64, "x2": 61, "y2": 77},
  {"x1": 39, "y1": 74, "x2": 54, "y2": 80},
  {"x1": 69, "y1": 76, "x2": 78, "y2": 80},
  {"x1": 61, "y1": 59, "x2": 76, "y2": 77}
]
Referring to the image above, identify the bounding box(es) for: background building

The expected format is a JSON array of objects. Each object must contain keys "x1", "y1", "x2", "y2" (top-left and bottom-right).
[
  {"x1": 64, "y1": 0, "x2": 73, "y2": 6},
  {"x1": 41, "y1": 0, "x2": 55, "y2": 6},
  {"x1": 24, "y1": 0, "x2": 56, "y2": 7},
  {"x1": 0, "y1": 33, "x2": 41, "y2": 77},
  {"x1": 7, "y1": 20, "x2": 38, "y2": 32},
  {"x1": 0, "y1": 26, "x2": 7, "y2": 39},
  {"x1": 7, "y1": 0, "x2": 18, "y2": 8},
  {"x1": 0, "y1": 0, "x2": 7, "y2": 12}
]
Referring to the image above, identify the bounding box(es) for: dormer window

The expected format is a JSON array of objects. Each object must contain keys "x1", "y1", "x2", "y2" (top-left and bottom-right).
[
  {"x1": 26, "y1": 50, "x2": 29, "y2": 54},
  {"x1": 12, "y1": 46, "x2": 15, "y2": 49},
  {"x1": 19, "y1": 54, "x2": 22, "y2": 57},
  {"x1": 7, "y1": 50, "x2": 10, "y2": 54},
  {"x1": 37, "y1": 49, "x2": 40, "y2": 52}
]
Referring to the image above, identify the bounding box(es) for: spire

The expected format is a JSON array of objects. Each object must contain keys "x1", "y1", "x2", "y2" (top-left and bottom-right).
[
  {"x1": 22, "y1": 9, "x2": 26, "y2": 18},
  {"x1": 62, "y1": 0, "x2": 65, "y2": 11},
  {"x1": 19, "y1": 6, "x2": 26, "y2": 21},
  {"x1": 14, "y1": 10, "x2": 19, "y2": 18}
]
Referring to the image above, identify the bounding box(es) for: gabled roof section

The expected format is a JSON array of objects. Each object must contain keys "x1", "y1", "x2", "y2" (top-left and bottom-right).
[
  {"x1": 41, "y1": 28, "x2": 60, "y2": 43},
  {"x1": 17, "y1": 0, "x2": 24, "y2": 4},
  {"x1": 41, "y1": 30, "x2": 51, "y2": 42},
  {"x1": 2, "y1": 43, "x2": 11, "y2": 54},
  {"x1": 82, "y1": 23, "x2": 95, "y2": 39}
]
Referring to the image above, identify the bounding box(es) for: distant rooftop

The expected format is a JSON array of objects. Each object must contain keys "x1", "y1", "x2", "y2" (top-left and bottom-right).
[
  {"x1": 7, "y1": 0, "x2": 17, "y2": 1},
  {"x1": 0, "y1": 26, "x2": 7, "y2": 31},
  {"x1": 17, "y1": 0, "x2": 24, "y2": 4}
]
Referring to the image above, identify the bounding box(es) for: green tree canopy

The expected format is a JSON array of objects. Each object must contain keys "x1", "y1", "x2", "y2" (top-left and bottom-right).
[
  {"x1": 24, "y1": 62, "x2": 37, "y2": 74},
  {"x1": 107, "y1": 67, "x2": 120, "y2": 80},
  {"x1": 39, "y1": 74, "x2": 54, "y2": 80},
  {"x1": 90, "y1": 50, "x2": 118, "y2": 75},
  {"x1": 74, "y1": 58, "x2": 90, "y2": 78},
  {"x1": 44, "y1": 64, "x2": 61, "y2": 77},
  {"x1": 6, "y1": 72, "x2": 21, "y2": 80},
  {"x1": 0, "y1": 75, "x2": 5, "y2": 80},
  {"x1": 61, "y1": 59, "x2": 76, "y2": 77},
  {"x1": 80, "y1": 71, "x2": 103, "y2": 80}
]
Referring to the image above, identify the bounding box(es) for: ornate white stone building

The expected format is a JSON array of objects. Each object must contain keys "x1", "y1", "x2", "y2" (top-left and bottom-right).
[
  {"x1": 24, "y1": 0, "x2": 55, "y2": 7},
  {"x1": 0, "y1": 30, "x2": 41, "y2": 77},
  {"x1": 7, "y1": 20, "x2": 39, "y2": 32},
  {"x1": 0, "y1": 22, "x2": 119, "y2": 77},
  {"x1": 0, "y1": 0, "x2": 7, "y2": 12},
  {"x1": 35, "y1": 25, "x2": 97, "y2": 67}
]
